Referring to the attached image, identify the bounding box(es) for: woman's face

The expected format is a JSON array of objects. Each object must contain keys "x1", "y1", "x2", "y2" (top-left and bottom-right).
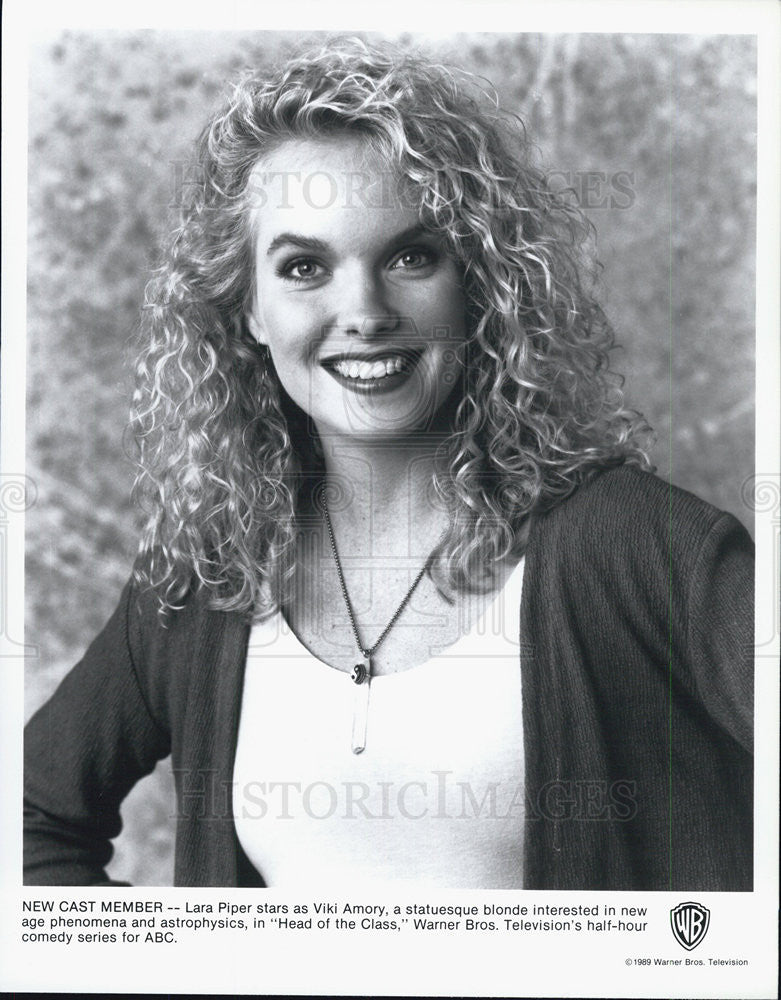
[{"x1": 246, "y1": 135, "x2": 467, "y2": 443}]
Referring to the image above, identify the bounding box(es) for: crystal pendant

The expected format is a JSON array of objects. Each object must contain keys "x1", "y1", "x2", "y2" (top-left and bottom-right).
[{"x1": 350, "y1": 653, "x2": 372, "y2": 754}]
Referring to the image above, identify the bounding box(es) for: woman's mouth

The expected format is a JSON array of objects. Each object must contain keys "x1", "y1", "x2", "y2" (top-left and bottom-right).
[
  {"x1": 322, "y1": 350, "x2": 423, "y2": 394},
  {"x1": 333, "y1": 356, "x2": 405, "y2": 380}
]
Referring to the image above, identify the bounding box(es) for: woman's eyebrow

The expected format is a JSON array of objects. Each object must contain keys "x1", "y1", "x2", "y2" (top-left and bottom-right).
[
  {"x1": 265, "y1": 224, "x2": 432, "y2": 258},
  {"x1": 384, "y1": 223, "x2": 428, "y2": 245},
  {"x1": 266, "y1": 233, "x2": 330, "y2": 256}
]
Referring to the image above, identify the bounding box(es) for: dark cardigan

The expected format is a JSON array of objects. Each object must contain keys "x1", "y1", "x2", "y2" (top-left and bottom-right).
[{"x1": 24, "y1": 466, "x2": 754, "y2": 889}]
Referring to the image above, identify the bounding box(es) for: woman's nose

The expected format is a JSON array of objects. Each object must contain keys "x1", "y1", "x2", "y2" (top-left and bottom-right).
[{"x1": 333, "y1": 269, "x2": 400, "y2": 338}]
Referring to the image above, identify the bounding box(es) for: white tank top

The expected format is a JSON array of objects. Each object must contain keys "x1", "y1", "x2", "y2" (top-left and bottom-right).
[{"x1": 233, "y1": 558, "x2": 525, "y2": 889}]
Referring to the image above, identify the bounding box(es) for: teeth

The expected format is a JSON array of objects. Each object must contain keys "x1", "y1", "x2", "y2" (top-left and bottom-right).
[{"x1": 332, "y1": 356, "x2": 409, "y2": 379}]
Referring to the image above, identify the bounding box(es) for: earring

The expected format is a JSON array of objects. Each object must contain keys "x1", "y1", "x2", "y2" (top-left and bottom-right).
[{"x1": 257, "y1": 342, "x2": 273, "y2": 374}]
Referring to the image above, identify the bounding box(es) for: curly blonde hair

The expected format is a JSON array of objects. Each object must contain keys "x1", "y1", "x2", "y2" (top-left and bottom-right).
[{"x1": 132, "y1": 36, "x2": 653, "y2": 616}]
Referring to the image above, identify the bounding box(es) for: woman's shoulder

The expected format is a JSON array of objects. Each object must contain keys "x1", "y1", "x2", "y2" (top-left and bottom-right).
[
  {"x1": 116, "y1": 564, "x2": 250, "y2": 723},
  {"x1": 525, "y1": 465, "x2": 754, "y2": 718},
  {"x1": 531, "y1": 463, "x2": 753, "y2": 572},
  {"x1": 126, "y1": 565, "x2": 247, "y2": 655},
  {"x1": 545, "y1": 462, "x2": 744, "y2": 530}
]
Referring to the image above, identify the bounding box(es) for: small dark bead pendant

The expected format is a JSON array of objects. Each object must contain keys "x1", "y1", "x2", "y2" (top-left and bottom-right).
[{"x1": 351, "y1": 653, "x2": 371, "y2": 686}]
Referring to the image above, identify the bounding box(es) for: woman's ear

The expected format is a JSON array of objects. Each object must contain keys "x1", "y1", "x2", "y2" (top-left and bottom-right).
[{"x1": 246, "y1": 307, "x2": 268, "y2": 346}]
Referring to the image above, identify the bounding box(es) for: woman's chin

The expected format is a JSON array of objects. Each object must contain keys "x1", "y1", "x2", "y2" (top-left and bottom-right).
[{"x1": 313, "y1": 392, "x2": 462, "y2": 444}]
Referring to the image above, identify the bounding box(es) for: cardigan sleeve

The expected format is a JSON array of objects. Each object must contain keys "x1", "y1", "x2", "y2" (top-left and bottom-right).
[
  {"x1": 24, "y1": 577, "x2": 171, "y2": 886},
  {"x1": 685, "y1": 511, "x2": 754, "y2": 754}
]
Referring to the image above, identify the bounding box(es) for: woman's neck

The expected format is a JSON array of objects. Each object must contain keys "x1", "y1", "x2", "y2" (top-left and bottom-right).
[{"x1": 316, "y1": 434, "x2": 449, "y2": 560}]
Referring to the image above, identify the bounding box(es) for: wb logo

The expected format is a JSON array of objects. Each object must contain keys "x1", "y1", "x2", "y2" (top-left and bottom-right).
[{"x1": 670, "y1": 902, "x2": 710, "y2": 951}]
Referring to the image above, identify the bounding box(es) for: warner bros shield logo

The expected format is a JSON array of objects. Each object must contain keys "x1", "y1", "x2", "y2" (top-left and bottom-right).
[{"x1": 670, "y1": 902, "x2": 711, "y2": 951}]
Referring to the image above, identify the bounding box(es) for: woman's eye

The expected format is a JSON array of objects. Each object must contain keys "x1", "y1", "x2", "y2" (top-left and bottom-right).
[
  {"x1": 280, "y1": 258, "x2": 323, "y2": 282},
  {"x1": 390, "y1": 248, "x2": 434, "y2": 270}
]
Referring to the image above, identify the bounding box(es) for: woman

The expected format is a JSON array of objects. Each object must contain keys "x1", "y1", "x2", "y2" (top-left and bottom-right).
[{"x1": 24, "y1": 38, "x2": 753, "y2": 890}]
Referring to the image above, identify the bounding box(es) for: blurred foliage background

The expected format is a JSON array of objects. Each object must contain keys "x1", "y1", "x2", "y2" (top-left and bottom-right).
[{"x1": 25, "y1": 31, "x2": 756, "y2": 884}]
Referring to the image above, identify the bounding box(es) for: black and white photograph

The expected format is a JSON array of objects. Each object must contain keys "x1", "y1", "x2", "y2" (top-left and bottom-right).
[{"x1": 2, "y1": 2, "x2": 779, "y2": 997}]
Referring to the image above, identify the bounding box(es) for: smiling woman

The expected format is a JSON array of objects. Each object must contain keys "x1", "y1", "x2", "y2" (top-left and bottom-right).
[
  {"x1": 24, "y1": 37, "x2": 753, "y2": 891},
  {"x1": 247, "y1": 136, "x2": 467, "y2": 441}
]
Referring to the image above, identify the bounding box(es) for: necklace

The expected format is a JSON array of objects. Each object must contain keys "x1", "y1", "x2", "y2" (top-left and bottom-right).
[{"x1": 322, "y1": 498, "x2": 432, "y2": 754}]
